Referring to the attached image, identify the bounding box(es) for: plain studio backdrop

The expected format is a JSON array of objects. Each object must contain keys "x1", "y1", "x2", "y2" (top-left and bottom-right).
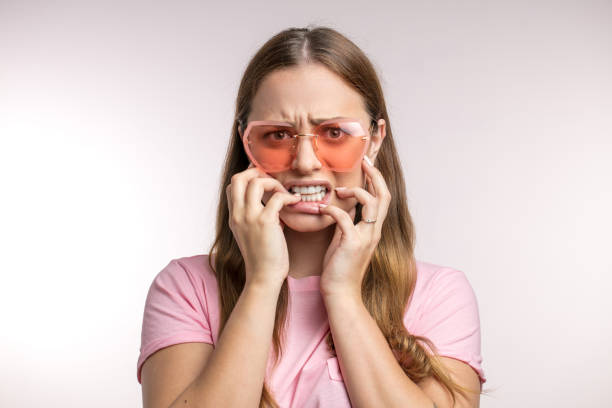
[{"x1": 1, "y1": 0, "x2": 610, "y2": 406}]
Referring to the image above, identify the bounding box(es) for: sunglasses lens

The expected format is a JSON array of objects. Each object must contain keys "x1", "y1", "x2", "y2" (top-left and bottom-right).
[
  {"x1": 247, "y1": 125, "x2": 295, "y2": 172},
  {"x1": 316, "y1": 122, "x2": 368, "y2": 171},
  {"x1": 245, "y1": 121, "x2": 368, "y2": 172}
]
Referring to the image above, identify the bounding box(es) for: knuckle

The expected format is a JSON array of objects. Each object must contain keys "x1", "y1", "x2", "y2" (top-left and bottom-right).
[
  {"x1": 244, "y1": 212, "x2": 257, "y2": 224},
  {"x1": 230, "y1": 214, "x2": 241, "y2": 227},
  {"x1": 246, "y1": 178, "x2": 264, "y2": 192},
  {"x1": 251, "y1": 177, "x2": 265, "y2": 186},
  {"x1": 257, "y1": 214, "x2": 272, "y2": 226}
]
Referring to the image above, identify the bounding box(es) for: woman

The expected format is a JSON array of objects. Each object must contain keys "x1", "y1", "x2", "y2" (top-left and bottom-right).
[{"x1": 137, "y1": 26, "x2": 486, "y2": 408}]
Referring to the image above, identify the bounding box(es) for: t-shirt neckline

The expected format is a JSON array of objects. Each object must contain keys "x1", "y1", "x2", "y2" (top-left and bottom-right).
[{"x1": 287, "y1": 275, "x2": 321, "y2": 292}]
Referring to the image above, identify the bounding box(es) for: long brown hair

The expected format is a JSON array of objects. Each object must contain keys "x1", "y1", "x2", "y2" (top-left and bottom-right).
[{"x1": 208, "y1": 26, "x2": 482, "y2": 407}]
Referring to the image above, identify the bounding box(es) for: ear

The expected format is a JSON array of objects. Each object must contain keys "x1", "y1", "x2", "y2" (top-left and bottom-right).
[{"x1": 367, "y1": 118, "x2": 386, "y2": 163}]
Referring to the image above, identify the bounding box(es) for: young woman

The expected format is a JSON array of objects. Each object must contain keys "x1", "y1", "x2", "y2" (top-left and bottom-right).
[{"x1": 137, "y1": 26, "x2": 486, "y2": 408}]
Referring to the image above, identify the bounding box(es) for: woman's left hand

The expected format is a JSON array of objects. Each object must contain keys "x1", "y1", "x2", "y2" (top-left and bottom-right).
[{"x1": 318, "y1": 156, "x2": 392, "y2": 299}]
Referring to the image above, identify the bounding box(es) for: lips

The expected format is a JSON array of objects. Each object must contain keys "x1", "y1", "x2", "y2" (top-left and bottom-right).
[{"x1": 286, "y1": 188, "x2": 332, "y2": 214}]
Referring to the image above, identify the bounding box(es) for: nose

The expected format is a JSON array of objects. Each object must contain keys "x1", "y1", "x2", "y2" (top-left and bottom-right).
[{"x1": 291, "y1": 134, "x2": 322, "y2": 173}]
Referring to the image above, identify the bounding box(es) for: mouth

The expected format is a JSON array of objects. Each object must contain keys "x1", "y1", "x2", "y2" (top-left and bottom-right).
[
  {"x1": 283, "y1": 179, "x2": 332, "y2": 191},
  {"x1": 283, "y1": 180, "x2": 333, "y2": 214}
]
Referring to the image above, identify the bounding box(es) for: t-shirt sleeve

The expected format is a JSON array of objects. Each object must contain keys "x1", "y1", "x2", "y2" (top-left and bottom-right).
[
  {"x1": 415, "y1": 268, "x2": 486, "y2": 385},
  {"x1": 137, "y1": 258, "x2": 214, "y2": 384}
]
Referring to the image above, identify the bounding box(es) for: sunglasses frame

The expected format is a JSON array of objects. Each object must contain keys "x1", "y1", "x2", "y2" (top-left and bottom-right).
[{"x1": 240, "y1": 117, "x2": 375, "y2": 173}]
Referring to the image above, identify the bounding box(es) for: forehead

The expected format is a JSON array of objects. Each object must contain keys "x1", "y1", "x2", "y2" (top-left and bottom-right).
[{"x1": 248, "y1": 63, "x2": 368, "y2": 122}]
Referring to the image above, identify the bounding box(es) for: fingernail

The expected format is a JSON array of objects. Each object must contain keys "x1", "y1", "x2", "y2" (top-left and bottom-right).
[
  {"x1": 318, "y1": 203, "x2": 328, "y2": 208},
  {"x1": 363, "y1": 155, "x2": 373, "y2": 166},
  {"x1": 293, "y1": 192, "x2": 301, "y2": 197},
  {"x1": 334, "y1": 187, "x2": 346, "y2": 191}
]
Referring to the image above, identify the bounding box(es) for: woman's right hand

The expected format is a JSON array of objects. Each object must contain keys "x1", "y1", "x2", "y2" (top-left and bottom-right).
[{"x1": 226, "y1": 164, "x2": 301, "y2": 289}]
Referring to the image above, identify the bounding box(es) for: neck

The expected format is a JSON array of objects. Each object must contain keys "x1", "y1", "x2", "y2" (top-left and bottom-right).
[{"x1": 284, "y1": 224, "x2": 335, "y2": 279}]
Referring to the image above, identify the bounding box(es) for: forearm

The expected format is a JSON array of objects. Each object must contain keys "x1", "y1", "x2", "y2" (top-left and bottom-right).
[
  {"x1": 169, "y1": 280, "x2": 281, "y2": 408},
  {"x1": 323, "y1": 293, "x2": 435, "y2": 408}
]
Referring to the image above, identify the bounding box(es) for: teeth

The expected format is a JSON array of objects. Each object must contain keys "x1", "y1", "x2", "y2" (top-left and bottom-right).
[
  {"x1": 290, "y1": 185, "x2": 327, "y2": 194},
  {"x1": 289, "y1": 185, "x2": 328, "y2": 202},
  {"x1": 298, "y1": 191, "x2": 325, "y2": 202}
]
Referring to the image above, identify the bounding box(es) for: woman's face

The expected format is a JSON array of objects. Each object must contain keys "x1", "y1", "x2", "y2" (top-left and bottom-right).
[{"x1": 245, "y1": 63, "x2": 386, "y2": 232}]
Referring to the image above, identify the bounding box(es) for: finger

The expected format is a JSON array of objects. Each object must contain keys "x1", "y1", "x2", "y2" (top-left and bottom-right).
[
  {"x1": 365, "y1": 174, "x2": 373, "y2": 194},
  {"x1": 229, "y1": 167, "x2": 267, "y2": 217},
  {"x1": 261, "y1": 191, "x2": 302, "y2": 223},
  {"x1": 361, "y1": 157, "x2": 391, "y2": 202},
  {"x1": 245, "y1": 177, "x2": 291, "y2": 218},
  {"x1": 328, "y1": 216, "x2": 343, "y2": 251},
  {"x1": 361, "y1": 158, "x2": 392, "y2": 222},
  {"x1": 317, "y1": 204, "x2": 357, "y2": 242},
  {"x1": 334, "y1": 186, "x2": 376, "y2": 207},
  {"x1": 348, "y1": 205, "x2": 357, "y2": 222},
  {"x1": 334, "y1": 187, "x2": 378, "y2": 227}
]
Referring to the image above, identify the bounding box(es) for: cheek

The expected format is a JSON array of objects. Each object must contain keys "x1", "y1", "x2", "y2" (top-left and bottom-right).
[{"x1": 336, "y1": 170, "x2": 365, "y2": 189}]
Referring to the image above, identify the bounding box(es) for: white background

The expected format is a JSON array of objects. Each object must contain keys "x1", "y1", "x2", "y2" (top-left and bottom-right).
[{"x1": 1, "y1": 1, "x2": 610, "y2": 406}]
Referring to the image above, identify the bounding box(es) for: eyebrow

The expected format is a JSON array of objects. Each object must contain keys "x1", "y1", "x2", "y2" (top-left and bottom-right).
[{"x1": 277, "y1": 116, "x2": 351, "y2": 126}]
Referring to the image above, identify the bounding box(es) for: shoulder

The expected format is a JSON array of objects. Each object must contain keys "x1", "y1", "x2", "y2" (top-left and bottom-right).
[
  {"x1": 160, "y1": 253, "x2": 217, "y2": 281},
  {"x1": 137, "y1": 254, "x2": 219, "y2": 384},
  {"x1": 151, "y1": 254, "x2": 218, "y2": 295},
  {"x1": 143, "y1": 253, "x2": 221, "y2": 328},
  {"x1": 405, "y1": 259, "x2": 486, "y2": 384},
  {"x1": 406, "y1": 260, "x2": 478, "y2": 320},
  {"x1": 414, "y1": 259, "x2": 473, "y2": 292}
]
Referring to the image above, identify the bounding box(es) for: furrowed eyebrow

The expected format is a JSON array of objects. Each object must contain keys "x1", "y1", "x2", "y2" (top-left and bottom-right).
[{"x1": 277, "y1": 116, "x2": 351, "y2": 126}]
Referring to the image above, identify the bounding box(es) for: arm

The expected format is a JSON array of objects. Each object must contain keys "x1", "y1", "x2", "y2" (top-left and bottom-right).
[
  {"x1": 141, "y1": 342, "x2": 214, "y2": 408},
  {"x1": 323, "y1": 293, "x2": 480, "y2": 408},
  {"x1": 417, "y1": 356, "x2": 481, "y2": 408},
  {"x1": 164, "y1": 280, "x2": 281, "y2": 408},
  {"x1": 323, "y1": 293, "x2": 436, "y2": 408}
]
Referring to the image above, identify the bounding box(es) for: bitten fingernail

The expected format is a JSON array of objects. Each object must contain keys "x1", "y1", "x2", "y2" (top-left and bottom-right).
[
  {"x1": 334, "y1": 187, "x2": 346, "y2": 191},
  {"x1": 318, "y1": 203, "x2": 328, "y2": 208}
]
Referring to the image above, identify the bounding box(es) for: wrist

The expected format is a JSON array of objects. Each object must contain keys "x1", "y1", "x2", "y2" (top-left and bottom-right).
[
  {"x1": 244, "y1": 274, "x2": 285, "y2": 294},
  {"x1": 321, "y1": 285, "x2": 362, "y2": 304}
]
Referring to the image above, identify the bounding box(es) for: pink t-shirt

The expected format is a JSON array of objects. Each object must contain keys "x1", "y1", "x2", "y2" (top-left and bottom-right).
[{"x1": 137, "y1": 254, "x2": 486, "y2": 407}]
